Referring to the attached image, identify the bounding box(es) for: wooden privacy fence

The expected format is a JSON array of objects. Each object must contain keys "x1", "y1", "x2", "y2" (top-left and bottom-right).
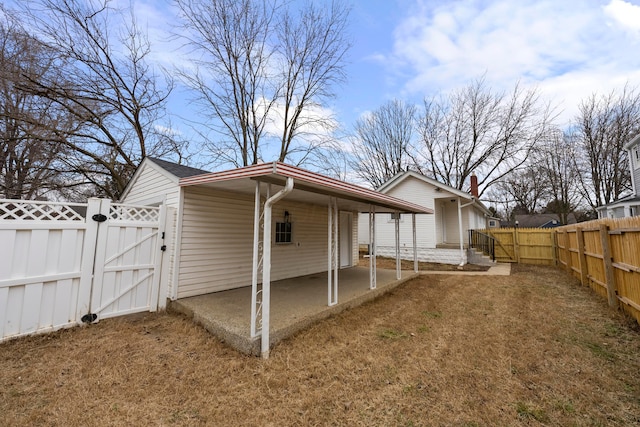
[
  {"x1": 556, "y1": 217, "x2": 640, "y2": 323},
  {"x1": 482, "y1": 228, "x2": 557, "y2": 265}
]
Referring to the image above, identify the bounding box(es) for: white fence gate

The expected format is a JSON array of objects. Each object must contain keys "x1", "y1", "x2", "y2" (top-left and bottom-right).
[{"x1": 0, "y1": 198, "x2": 173, "y2": 341}]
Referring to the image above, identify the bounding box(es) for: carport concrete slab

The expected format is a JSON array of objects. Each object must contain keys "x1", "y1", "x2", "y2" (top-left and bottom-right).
[{"x1": 170, "y1": 267, "x2": 417, "y2": 356}]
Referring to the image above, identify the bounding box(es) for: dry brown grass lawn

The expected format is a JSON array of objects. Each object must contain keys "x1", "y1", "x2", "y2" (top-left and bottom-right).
[{"x1": 2, "y1": 265, "x2": 639, "y2": 426}]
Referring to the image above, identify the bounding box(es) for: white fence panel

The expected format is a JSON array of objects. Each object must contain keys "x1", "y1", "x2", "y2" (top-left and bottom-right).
[
  {"x1": 0, "y1": 199, "x2": 90, "y2": 340},
  {"x1": 90, "y1": 200, "x2": 165, "y2": 320},
  {"x1": 0, "y1": 198, "x2": 170, "y2": 341}
]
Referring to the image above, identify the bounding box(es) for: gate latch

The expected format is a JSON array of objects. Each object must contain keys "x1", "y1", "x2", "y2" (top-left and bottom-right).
[
  {"x1": 92, "y1": 213, "x2": 107, "y2": 222},
  {"x1": 161, "y1": 245, "x2": 167, "y2": 252}
]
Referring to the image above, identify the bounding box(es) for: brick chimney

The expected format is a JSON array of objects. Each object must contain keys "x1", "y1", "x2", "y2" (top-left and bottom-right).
[{"x1": 470, "y1": 172, "x2": 479, "y2": 198}]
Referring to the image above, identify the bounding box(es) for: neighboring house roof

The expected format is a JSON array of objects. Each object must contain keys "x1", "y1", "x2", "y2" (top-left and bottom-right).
[
  {"x1": 376, "y1": 170, "x2": 492, "y2": 216},
  {"x1": 623, "y1": 133, "x2": 640, "y2": 150},
  {"x1": 179, "y1": 162, "x2": 434, "y2": 214},
  {"x1": 596, "y1": 194, "x2": 640, "y2": 211},
  {"x1": 512, "y1": 214, "x2": 577, "y2": 228}
]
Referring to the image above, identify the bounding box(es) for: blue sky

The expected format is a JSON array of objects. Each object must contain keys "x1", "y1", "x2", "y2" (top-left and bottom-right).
[
  {"x1": 336, "y1": 0, "x2": 640, "y2": 128},
  {"x1": 7, "y1": 0, "x2": 640, "y2": 161},
  {"x1": 132, "y1": 0, "x2": 640, "y2": 168}
]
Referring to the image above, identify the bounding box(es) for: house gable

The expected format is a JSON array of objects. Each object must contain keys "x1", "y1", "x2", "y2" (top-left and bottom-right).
[{"x1": 120, "y1": 157, "x2": 210, "y2": 207}]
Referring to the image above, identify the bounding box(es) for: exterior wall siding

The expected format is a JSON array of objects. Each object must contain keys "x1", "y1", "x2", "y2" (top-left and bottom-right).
[
  {"x1": 121, "y1": 163, "x2": 179, "y2": 207},
  {"x1": 177, "y1": 187, "x2": 347, "y2": 298}
]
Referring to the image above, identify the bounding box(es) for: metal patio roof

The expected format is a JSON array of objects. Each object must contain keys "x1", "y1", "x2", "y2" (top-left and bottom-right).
[{"x1": 179, "y1": 162, "x2": 434, "y2": 214}]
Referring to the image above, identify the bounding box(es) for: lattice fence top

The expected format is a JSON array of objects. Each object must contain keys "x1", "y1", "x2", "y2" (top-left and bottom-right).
[
  {"x1": 109, "y1": 203, "x2": 160, "y2": 222},
  {"x1": 0, "y1": 199, "x2": 86, "y2": 221}
]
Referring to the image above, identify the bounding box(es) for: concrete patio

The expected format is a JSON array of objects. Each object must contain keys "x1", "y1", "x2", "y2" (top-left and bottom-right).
[{"x1": 169, "y1": 266, "x2": 418, "y2": 355}]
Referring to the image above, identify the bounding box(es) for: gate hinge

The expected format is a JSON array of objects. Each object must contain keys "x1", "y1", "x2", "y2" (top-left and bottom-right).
[
  {"x1": 81, "y1": 313, "x2": 97, "y2": 323},
  {"x1": 92, "y1": 213, "x2": 107, "y2": 222},
  {"x1": 161, "y1": 245, "x2": 167, "y2": 252}
]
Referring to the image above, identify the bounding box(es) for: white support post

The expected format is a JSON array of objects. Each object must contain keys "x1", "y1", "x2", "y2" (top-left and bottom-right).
[
  {"x1": 457, "y1": 198, "x2": 475, "y2": 267},
  {"x1": 260, "y1": 179, "x2": 293, "y2": 359},
  {"x1": 148, "y1": 204, "x2": 166, "y2": 312},
  {"x1": 394, "y1": 211, "x2": 401, "y2": 280},
  {"x1": 369, "y1": 206, "x2": 377, "y2": 290},
  {"x1": 157, "y1": 206, "x2": 175, "y2": 310},
  {"x1": 412, "y1": 213, "x2": 418, "y2": 273},
  {"x1": 458, "y1": 198, "x2": 464, "y2": 266},
  {"x1": 327, "y1": 198, "x2": 338, "y2": 306},
  {"x1": 250, "y1": 181, "x2": 263, "y2": 338}
]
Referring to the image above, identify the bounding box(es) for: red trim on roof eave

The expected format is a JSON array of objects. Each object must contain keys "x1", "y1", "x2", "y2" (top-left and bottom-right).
[{"x1": 179, "y1": 162, "x2": 433, "y2": 214}]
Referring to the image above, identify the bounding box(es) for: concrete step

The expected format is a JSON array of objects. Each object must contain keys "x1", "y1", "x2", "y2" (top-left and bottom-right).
[{"x1": 467, "y1": 248, "x2": 496, "y2": 266}]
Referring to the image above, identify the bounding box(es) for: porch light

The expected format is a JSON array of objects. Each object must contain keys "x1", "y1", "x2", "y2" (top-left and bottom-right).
[{"x1": 284, "y1": 210, "x2": 290, "y2": 223}]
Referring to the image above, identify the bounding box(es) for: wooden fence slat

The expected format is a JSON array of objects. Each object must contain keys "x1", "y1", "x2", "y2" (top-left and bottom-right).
[
  {"x1": 564, "y1": 231, "x2": 572, "y2": 274},
  {"x1": 481, "y1": 217, "x2": 640, "y2": 324},
  {"x1": 577, "y1": 227, "x2": 588, "y2": 286},
  {"x1": 599, "y1": 224, "x2": 618, "y2": 309}
]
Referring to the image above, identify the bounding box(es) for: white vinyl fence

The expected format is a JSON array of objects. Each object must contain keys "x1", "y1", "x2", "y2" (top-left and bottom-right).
[{"x1": 0, "y1": 198, "x2": 174, "y2": 341}]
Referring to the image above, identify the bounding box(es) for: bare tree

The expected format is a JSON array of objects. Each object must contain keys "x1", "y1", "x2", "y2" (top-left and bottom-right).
[
  {"x1": 493, "y1": 168, "x2": 547, "y2": 216},
  {"x1": 413, "y1": 77, "x2": 554, "y2": 197},
  {"x1": 19, "y1": 0, "x2": 175, "y2": 199},
  {"x1": 573, "y1": 84, "x2": 640, "y2": 209},
  {"x1": 538, "y1": 129, "x2": 582, "y2": 224},
  {"x1": 0, "y1": 8, "x2": 72, "y2": 199},
  {"x1": 351, "y1": 99, "x2": 416, "y2": 188},
  {"x1": 175, "y1": 0, "x2": 277, "y2": 167},
  {"x1": 175, "y1": 0, "x2": 351, "y2": 168},
  {"x1": 275, "y1": 0, "x2": 350, "y2": 164}
]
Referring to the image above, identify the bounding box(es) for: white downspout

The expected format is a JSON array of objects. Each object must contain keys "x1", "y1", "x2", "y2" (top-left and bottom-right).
[
  {"x1": 261, "y1": 177, "x2": 294, "y2": 359},
  {"x1": 457, "y1": 197, "x2": 476, "y2": 267}
]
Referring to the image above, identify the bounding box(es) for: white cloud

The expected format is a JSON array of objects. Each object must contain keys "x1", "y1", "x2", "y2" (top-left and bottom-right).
[
  {"x1": 604, "y1": 0, "x2": 640, "y2": 34},
  {"x1": 385, "y1": 0, "x2": 640, "y2": 125}
]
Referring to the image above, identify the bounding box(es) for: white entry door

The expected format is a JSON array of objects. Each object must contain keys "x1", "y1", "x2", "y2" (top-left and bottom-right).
[{"x1": 339, "y1": 212, "x2": 352, "y2": 268}]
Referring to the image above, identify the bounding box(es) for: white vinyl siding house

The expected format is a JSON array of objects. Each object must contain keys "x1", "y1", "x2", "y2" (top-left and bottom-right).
[
  {"x1": 359, "y1": 171, "x2": 492, "y2": 265},
  {"x1": 120, "y1": 158, "x2": 209, "y2": 299},
  {"x1": 597, "y1": 134, "x2": 640, "y2": 219},
  {"x1": 121, "y1": 159, "x2": 396, "y2": 303},
  {"x1": 120, "y1": 160, "x2": 432, "y2": 357},
  {"x1": 176, "y1": 186, "x2": 358, "y2": 298}
]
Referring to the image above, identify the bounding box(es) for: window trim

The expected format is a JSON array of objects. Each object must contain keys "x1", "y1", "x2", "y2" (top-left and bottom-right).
[{"x1": 275, "y1": 221, "x2": 293, "y2": 244}]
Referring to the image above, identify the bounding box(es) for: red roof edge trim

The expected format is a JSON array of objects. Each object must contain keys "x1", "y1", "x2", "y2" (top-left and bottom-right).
[{"x1": 178, "y1": 162, "x2": 433, "y2": 214}]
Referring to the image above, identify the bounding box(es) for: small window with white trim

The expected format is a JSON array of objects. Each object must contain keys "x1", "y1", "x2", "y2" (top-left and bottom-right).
[
  {"x1": 275, "y1": 210, "x2": 293, "y2": 244},
  {"x1": 275, "y1": 222, "x2": 292, "y2": 244}
]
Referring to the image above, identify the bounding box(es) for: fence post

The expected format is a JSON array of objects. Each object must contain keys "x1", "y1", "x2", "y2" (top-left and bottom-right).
[
  {"x1": 551, "y1": 230, "x2": 558, "y2": 266},
  {"x1": 76, "y1": 198, "x2": 102, "y2": 322},
  {"x1": 576, "y1": 227, "x2": 588, "y2": 286},
  {"x1": 514, "y1": 228, "x2": 520, "y2": 263},
  {"x1": 599, "y1": 224, "x2": 618, "y2": 308}
]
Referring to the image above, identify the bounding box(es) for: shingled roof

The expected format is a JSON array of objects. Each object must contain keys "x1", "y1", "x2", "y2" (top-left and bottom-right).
[{"x1": 147, "y1": 157, "x2": 210, "y2": 178}]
